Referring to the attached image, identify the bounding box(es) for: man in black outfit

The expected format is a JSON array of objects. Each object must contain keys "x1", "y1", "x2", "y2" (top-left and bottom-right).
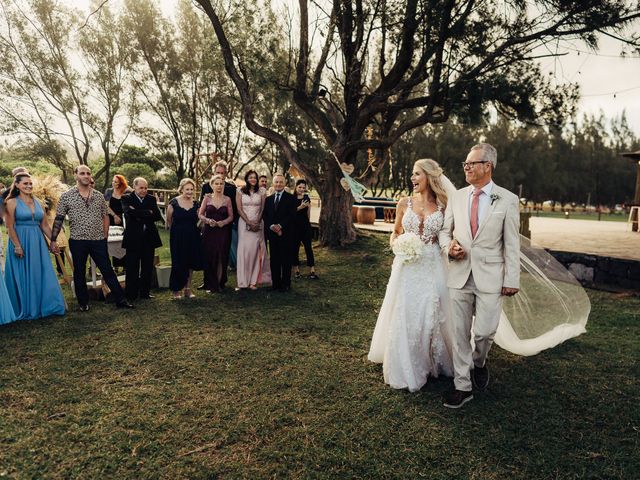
[
  {"x1": 121, "y1": 177, "x2": 163, "y2": 302},
  {"x1": 51, "y1": 165, "x2": 134, "y2": 311},
  {"x1": 263, "y1": 173, "x2": 297, "y2": 291}
]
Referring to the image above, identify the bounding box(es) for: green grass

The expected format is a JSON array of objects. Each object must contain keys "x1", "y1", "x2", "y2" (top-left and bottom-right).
[{"x1": 0, "y1": 231, "x2": 638, "y2": 479}]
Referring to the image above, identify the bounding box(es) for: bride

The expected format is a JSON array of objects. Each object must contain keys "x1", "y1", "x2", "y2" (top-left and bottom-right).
[
  {"x1": 368, "y1": 159, "x2": 454, "y2": 392},
  {"x1": 368, "y1": 158, "x2": 591, "y2": 393}
]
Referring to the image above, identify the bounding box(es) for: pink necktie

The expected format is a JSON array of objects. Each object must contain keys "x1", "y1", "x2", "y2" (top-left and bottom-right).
[{"x1": 470, "y1": 189, "x2": 482, "y2": 238}]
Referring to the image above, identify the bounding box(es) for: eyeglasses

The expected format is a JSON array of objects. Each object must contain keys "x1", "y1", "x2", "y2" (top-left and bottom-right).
[{"x1": 461, "y1": 161, "x2": 489, "y2": 169}]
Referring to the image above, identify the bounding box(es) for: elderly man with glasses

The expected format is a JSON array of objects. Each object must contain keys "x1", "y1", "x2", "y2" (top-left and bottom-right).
[{"x1": 438, "y1": 143, "x2": 520, "y2": 409}]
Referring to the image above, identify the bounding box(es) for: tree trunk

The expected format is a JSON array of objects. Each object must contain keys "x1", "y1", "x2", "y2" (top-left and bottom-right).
[
  {"x1": 103, "y1": 143, "x2": 111, "y2": 191},
  {"x1": 318, "y1": 166, "x2": 357, "y2": 247}
]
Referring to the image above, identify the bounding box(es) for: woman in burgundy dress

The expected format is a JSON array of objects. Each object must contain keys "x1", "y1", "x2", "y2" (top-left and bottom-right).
[{"x1": 198, "y1": 175, "x2": 233, "y2": 292}]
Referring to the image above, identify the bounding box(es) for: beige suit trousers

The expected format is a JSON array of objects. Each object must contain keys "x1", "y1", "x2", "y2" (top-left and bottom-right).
[{"x1": 449, "y1": 273, "x2": 503, "y2": 392}]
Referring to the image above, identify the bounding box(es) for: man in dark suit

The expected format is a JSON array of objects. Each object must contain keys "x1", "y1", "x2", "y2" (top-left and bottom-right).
[
  {"x1": 121, "y1": 177, "x2": 163, "y2": 301},
  {"x1": 263, "y1": 173, "x2": 297, "y2": 291}
]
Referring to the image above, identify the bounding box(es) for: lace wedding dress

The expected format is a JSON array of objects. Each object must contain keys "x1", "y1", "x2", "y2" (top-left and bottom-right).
[{"x1": 368, "y1": 199, "x2": 453, "y2": 392}]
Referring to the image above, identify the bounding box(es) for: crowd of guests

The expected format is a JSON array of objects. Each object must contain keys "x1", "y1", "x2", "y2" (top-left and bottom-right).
[{"x1": 0, "y1": 161, "x2": 318, "y2": 325}]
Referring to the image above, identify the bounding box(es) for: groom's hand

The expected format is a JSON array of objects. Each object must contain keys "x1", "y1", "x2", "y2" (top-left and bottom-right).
[
  {"x1": 448, "y1": 240, "x2": 465, "y2": 260},
  {"x1": 501, "y1": 287, "x2": 519, "y2": 296}
]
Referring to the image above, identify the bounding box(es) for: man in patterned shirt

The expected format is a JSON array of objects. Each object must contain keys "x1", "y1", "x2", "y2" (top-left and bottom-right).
[{"x1": 50, "y1": 165, "x2": 134, "y2": 311}]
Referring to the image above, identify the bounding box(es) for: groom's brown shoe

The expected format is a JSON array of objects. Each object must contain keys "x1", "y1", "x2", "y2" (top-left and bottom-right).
[
  {"x1": 443, "y1": 390, "x2": 473, "y2": 409},
  {"x1": 472, "y1": 364, "x2": 490, "y2": 391}
]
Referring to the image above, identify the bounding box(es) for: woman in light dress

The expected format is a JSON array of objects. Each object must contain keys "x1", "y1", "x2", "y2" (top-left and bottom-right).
[
  {"x1": 235, "y1": 170, "x2": 271, "y2": 290},
  {"x1": 368, "y1": 159, "x2": 454, "y2": 392}
]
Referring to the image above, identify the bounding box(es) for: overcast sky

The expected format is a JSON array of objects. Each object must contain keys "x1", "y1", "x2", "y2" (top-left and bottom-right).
[{"x1": 539, "y1": 35, "x2": 640, "y2": 132}]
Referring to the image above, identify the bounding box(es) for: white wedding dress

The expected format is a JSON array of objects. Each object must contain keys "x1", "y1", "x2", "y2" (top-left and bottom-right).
[{"x1": 368, "y1": 200, "x2": 454, "y2": 392}]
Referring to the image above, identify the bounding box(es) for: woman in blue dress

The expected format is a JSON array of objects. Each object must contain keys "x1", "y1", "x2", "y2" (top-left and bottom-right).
[
  {"x1": 0, "y1": 229, "x2": 17, "y2": 325},
  {"x1": 4, "y1": 173, "x2": 66, "y2": 320}
]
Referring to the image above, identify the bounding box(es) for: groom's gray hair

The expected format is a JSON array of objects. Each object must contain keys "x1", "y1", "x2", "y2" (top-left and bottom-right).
[{"x1": 470, "y1": 143, "x2": 497, "y2": 169}]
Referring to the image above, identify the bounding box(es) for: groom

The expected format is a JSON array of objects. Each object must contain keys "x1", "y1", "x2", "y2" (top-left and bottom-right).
[{"x1": 439, "y1": 143, "x2": 520, "y2": 409}]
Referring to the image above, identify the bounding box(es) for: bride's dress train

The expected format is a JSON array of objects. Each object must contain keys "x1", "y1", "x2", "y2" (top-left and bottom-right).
[{"x1": 368, "y1": 201, "x2": 453, "y2": 392}]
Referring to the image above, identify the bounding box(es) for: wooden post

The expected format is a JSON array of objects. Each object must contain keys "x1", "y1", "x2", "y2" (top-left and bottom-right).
[
  {"x1": 635, "y1": 161, "x2": 640, "y2": 205},
  {"x1": 621, "y1": 151, "x2": 640, "y2": 232}
]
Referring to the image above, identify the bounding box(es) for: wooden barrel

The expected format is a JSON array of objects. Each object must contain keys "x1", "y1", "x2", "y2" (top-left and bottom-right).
[
  {"x1": 356, "y1": 206, "x2": 376, "y2": 225},
  {"x1": 352, "y1": 205, "x2": 359, "y2": 222}
]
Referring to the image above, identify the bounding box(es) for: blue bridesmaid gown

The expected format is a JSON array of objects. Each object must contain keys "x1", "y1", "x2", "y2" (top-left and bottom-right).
[
  {"x1": 4, "y1": 198, "x2": 66, "y2": 320},
  {"x1": 0, "y1": 267, "x2": 17, "y2": 325}
]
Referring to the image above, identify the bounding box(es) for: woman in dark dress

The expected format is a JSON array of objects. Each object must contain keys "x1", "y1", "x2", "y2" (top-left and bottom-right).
[
  {"x1": 292, "y1": 179, "x2": 318, "y2": 279},
  {"x1": 166, "y1": 178, "x2": 202, "y2": 299},
  {"x1": 198, "y1": 175, "x2": 233, "y2": 293},
  {"x1": 105, "y1": 175, "x2": 131, "y2": 270}
]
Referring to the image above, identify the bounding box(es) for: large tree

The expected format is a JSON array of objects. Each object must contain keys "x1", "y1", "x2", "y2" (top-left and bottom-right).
[
  {"x1": 195, "y1": 0, "x2": 640, "y2": 246},
  {"x1": 0, "y1": 0, "x2": 91, "y2": 171},
  {"x1": 79, "y1": 1, "x2": 138, "y2": 190}
]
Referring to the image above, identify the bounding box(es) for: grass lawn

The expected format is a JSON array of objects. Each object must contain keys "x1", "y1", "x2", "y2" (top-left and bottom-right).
[{"x1": 0, "y1": 231, "x2": 638, "y2": 479}]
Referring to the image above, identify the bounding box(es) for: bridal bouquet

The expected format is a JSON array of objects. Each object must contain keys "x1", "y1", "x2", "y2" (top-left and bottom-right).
[{"x1": 392, "y1": 232, "x2": 425, "y2": 264}]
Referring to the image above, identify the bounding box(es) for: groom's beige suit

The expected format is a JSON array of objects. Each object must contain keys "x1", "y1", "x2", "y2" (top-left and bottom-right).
[{"x1": 439, "y1": 182, "x2": 520, "y2": 391}]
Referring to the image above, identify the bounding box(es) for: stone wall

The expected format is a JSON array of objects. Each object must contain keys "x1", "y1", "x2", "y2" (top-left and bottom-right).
[{"x1": 548, "y1": 250, "x2": 640, "y2": 291}]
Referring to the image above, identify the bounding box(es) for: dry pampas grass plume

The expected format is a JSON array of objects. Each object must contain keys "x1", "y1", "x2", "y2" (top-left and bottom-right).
[{"x1": 31, "y1": 175, "x2": 69, "y2": 212}]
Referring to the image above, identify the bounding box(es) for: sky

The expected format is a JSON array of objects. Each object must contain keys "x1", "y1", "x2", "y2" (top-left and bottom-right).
[{"x1": 539, "y1": 35, "x2": 640, "y2": 133}]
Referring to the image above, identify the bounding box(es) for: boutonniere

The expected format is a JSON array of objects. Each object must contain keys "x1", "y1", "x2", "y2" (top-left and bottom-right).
[{"x1": 490, "y1": 193, "x2": 501, "y2": 205}]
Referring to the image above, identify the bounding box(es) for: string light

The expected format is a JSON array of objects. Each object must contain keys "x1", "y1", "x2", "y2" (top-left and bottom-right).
[{"x1": 581, "y1": 85, "x2": 640, "y2": 97}]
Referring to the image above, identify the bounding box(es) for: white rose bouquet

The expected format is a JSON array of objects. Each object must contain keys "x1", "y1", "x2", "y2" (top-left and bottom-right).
[{"x1": 392, "y1": 232, "x2": 425, "y2": 264}]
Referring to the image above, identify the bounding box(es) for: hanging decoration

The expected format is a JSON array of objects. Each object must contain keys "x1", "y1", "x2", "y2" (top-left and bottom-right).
[
  {"x1": 358, "y1": 125, "x2": 378, "y2": 179},
  {"x1": 328, "y1": 150, "x2": 367, "y2": 203}
]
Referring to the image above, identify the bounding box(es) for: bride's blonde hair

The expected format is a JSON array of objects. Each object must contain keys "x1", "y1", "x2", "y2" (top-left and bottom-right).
[{"x1": 414, "y1": 158, "x2": 448, "y2": 207}]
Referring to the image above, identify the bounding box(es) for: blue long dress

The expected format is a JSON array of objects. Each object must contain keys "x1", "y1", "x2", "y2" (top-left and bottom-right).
[
  {"x1": 0, "y1": 264, "x2": 17, "y2": 325},
  {"x1": 4, "y1": 198, "x2": 66, "y2": 320}
]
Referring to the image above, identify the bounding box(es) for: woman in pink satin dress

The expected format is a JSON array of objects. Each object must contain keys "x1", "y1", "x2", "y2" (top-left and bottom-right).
[{"x1": 235, "y1": 170, "x2": 271, "y2": 289}]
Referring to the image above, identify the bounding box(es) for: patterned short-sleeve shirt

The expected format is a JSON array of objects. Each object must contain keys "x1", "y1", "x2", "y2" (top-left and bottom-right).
[{"x1": 57, "y1": 186, "x2": 108, "y2": 240}]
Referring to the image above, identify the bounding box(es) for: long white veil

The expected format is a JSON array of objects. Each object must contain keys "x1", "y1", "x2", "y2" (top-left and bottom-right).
[{"x1": 440, "y1": 173, "x2": 590, "y2": 356}]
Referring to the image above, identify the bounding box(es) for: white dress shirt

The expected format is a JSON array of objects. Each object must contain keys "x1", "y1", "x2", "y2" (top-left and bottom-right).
[{"x1": 467, "y1": 180, "x2": 495, "y2": 228}]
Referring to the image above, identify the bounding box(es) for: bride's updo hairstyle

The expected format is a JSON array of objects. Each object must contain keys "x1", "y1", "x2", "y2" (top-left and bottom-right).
[{"x1": 414, "y1": 158, "x2": 448, "y2": 207}]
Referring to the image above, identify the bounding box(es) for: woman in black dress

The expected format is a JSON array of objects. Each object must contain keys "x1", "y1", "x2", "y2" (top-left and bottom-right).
[
  {"x1": 105, "y1": 174, "x2": 131, "y2": 270},
  {"x1": 198, "y1": 175, "x2": 233, "y2": 293},
  {"x1": 292, "y1": 179, "x2": 318, "y2": 279},
  {"x1": 167, "y1": 178, "x2": 202, "y2": 299}
]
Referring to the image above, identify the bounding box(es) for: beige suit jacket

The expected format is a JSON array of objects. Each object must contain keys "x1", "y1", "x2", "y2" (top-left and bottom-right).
[{"x1": 438, "y1": 184, "x2": 520, "y2": 294}]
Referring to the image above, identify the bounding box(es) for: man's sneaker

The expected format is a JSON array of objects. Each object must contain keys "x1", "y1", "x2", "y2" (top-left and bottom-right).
[
  {"x1": 472, "y1": 364, "x2": 490, "y2": 391},
  {"x1": 78, "y1": 304, "x2": 89, "y2": 312},
  {"x1": 443, "y1": 390, "x2": 474, "y2": 409}
]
